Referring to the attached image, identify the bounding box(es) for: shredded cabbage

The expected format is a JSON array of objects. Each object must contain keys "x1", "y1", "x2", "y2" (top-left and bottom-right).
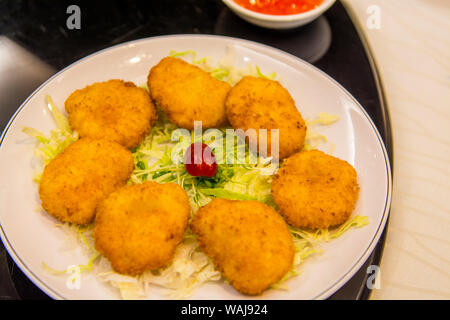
[
  {"x1": 129, "y1": 106, "x2": 276, "y2": 211},
  {"x1": 272, "y1": 215, "x2": 369, "y2": 289},
  {"x1": 42, "y1": 223, "x2": 99, "y2": 281},
  {"x1": 304, "y1": 112, "x2": 340, "y2": 151},
  {"x1": 26, "y1": 49, "x2": 368, "y2": 300},
  {"x1": 170, "y1": 47, "x2": 276, "y2": 85},
  {"x1": 22, "y1": 95, "x2": 78, "y2": 182}
]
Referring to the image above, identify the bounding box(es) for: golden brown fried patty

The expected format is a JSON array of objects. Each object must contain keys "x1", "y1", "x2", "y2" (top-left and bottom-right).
[
  {"x1": 39, "y1": 138, "x2": 134, "y2": 225},
  {"x1": 94, "y1": 182, "x2": 190, "y2": 276},
  {"x1": 65, "y1": 79, "x2": 157, "y2": 149},
  {"x1": 147, "y1": 57, "x2": 231, "y2": 129},
  {"x1": 225, "y1": 76, "x2": 307, "y2": 160},
  {"x1": 271, "y1": 150, "x2": 359, "y2": 229},
  {"x1": 191, "y1": 198, "x2": 294, "y2": 295}
]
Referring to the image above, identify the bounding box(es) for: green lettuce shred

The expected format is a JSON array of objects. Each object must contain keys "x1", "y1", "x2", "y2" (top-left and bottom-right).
[
  {"x1": 22, "y1": 95, "x2": 78, "y2": 183},
  {"x1": 304, "y1": 112, "x2": 341, "y2": 151},
  {"x1": 198, "y1": 188, "x2": 258, "y2": 201},
  {"x1": 169, "y1": 47, "x2": 276, "y2": 85}
]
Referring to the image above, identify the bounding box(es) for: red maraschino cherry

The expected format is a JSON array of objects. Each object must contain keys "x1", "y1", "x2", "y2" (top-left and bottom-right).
[{"x1": 184, "y1": 142, "x2": 218, "y2": 178}]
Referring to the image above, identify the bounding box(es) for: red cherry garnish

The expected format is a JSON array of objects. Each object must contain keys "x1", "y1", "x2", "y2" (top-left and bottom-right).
[{"x1": 184, "y1": 143, "x2": 218, "y2": 178}]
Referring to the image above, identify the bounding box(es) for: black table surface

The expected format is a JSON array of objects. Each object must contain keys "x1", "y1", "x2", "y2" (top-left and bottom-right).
[{"x1": 0, "y1": 0, "x2": 392, "y2": 300}]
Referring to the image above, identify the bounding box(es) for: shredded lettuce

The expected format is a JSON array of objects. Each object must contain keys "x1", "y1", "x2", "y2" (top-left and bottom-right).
[
  {"x1": 304, "y1": 112, "x2": 340, "y2": 151},
  {"x1": 42, "y1": 223, "x2": 99, "y2": 279},
  {"x1": 22, "y1": 95, "x2": 78, "y2": 182},
  {"x1": 129, "y1": 108, "x2": 276, "y2": 211},
  {"x1": 142, "y1": 236, "x2": 221, "y2": 298},
  {"x1": 272, "y1": 215, "x2": 369, "y2": 289},
  {"x1": 308, "y1": 112, "x2": 340, "y2": 126},
  {"x1": 45, "y1": 95, "x2": 72, "y2": 133},
  {"x1": 95, "y1": 234, "x2": 220, "y2": 299},
  {"x1": 170, "y1": 47, "x2": 276, "y2": 85},
  {"x1": 198, "y1": 188, "x2": 258, "y2": 201}
]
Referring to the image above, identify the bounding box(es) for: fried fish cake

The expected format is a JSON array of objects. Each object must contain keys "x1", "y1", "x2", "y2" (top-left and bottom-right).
[
  {"x1": 191, "y1": 198, "x2": 294, "y2": 295},
  {"x1": 147, "y1": 57, "x2": 231, "y2": 129},
  {"x1": 225, "y1": 76, "x2": 306, "y2": 160},
  {"x1": 65, "y1": 79, "x2": 157, "y2": 149},
  {"x1": 94, "y1": 181, "x2": 190, "y2": 276},
  {"x1": 39, "y1": 138, "x2": 134, "y2": 225},
  {"x1": 271, "y1": 150, "x2": 359, "y2": 229}
]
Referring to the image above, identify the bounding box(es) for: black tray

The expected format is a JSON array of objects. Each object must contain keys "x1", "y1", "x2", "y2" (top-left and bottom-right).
[{"x1": 0, "y1": 0, "x2": 392, "y2": 300}]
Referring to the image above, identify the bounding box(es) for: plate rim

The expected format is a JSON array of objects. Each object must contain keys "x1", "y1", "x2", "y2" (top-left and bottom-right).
[{"x1": 0, "y1": 34, "x2": 392, "y2": 300}]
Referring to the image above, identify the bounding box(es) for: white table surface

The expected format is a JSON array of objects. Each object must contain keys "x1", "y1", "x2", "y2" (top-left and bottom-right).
[{"x1": 342, "y1": 0, "x2": 450, "y2": 299}]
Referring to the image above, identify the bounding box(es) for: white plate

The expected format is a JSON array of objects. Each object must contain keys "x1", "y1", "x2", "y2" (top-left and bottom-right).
[{"x1": 0, "y1": 35, "x2": 391, "y2": 300}]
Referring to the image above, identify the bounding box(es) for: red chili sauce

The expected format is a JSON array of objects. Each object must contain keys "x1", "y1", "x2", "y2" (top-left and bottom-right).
[{"x1": 234, "y1": 0, "x2": 324, "y2": 15}]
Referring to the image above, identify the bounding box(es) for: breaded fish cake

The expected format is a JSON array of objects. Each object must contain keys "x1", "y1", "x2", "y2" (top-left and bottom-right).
[
  {"x1": 94, "y1": 182, "x2": 190, "y2": 276},
  {"x1": 271, "y1": 150, "x2": 359, "y2": 229},
  {"x1": 65, "y1": 79, "x2": 157, "y2": 149},
  {"x1": 147, "y1": 57, "x2": 231, "y2": 129},
  {"x1": 39, "y1": 138, "x2": 134, "y2": 225},
  {"x1": 225, "y1": 76, "x2": 306, "y2": 160},
  {"x1": 191, "y1": 198, "x2": 294, "y2": 295}
]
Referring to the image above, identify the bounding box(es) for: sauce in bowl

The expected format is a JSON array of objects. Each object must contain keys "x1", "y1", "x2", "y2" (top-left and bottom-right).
[{"x1": 233, "y1": 0, "x2": 324, "y2": 15}]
